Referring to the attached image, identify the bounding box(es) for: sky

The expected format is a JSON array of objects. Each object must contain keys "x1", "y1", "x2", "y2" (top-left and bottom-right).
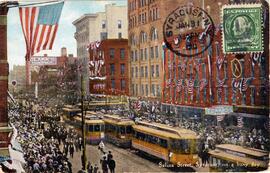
[{"x1": 7, "y1": 0, "x2": 127, "y2": 70}]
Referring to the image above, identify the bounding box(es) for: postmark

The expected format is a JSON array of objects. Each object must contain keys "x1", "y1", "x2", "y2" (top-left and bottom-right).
[
  {"x1": 231, "y1": 58, "x2": 242, "y2": 78},
  {"x1": 222, "y1": 4, "x2": 263, "y2": 54},
  {"x1": 163, "y1": 5, "x2": 215, "y2": 57}
]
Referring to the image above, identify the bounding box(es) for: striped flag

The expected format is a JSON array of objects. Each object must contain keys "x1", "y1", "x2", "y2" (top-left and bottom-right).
[
  {"x1": 217, "y1": 78, "x2": 226, "y2": 93},
  {"x1": 185, "y1": 79, "x2": 194, "y2": 94},
  {"x1": 237, "y1": 116, "x2": 244, "y2": 128},
  {"x1": 199, "y1": 79, "x2": 207, "y2": 91},
  {"x1": 240, "y1": 78, "x2": 251, "y2": 94},
  {"x1": 19, "y1": 1, "x2": 64, "y2": 60},
  {"x1": 176, "y1": 79, "x2": 183, "y2": 92}
]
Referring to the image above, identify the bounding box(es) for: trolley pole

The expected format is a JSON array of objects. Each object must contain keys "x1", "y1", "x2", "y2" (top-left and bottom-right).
[{"x1": 81, "y1": 75, "x2": 87, "y2": 171}]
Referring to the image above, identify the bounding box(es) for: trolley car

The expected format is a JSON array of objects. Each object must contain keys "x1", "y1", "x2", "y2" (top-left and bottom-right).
[
  {"x1": 132, "y1": 121, "x2": 199, "y2": 166},
  {"x1": 208, "y1": 144, "x2": 269, "y2": 172},
  {"x1": 62, "y1": 105, "x2": 81, "y2": 121},
  {"x1": 103, "y1": 114, "x2": 134, "y2": 148}
]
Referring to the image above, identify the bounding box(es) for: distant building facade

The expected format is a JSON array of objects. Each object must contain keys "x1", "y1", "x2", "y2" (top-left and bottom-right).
[
  {"x1": 88, "y1": 39, "x2": 129, "y2": 96},
  {"x1": 73, "y1": 3, "x2": 128, "y2": 96}
]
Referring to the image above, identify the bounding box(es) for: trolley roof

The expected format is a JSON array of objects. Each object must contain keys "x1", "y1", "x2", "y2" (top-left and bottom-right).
[
  {"x1": 62, "y1": 107, "x2": 81, "y2": 112},
  {"x1": 102, "y1": 114, "x2": 134, "y2": 126},
  {"x1": 73, "y1": 116, "x2": 104, "y2": 124},
  {"x1": 133, "y1": 121, "x2": 198, "y2": 139}
]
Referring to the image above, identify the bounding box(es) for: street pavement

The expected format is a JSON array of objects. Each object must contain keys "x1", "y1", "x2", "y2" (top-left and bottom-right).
[{"x1": 67, "y1": 142, "x2": 209, "y2": 173}]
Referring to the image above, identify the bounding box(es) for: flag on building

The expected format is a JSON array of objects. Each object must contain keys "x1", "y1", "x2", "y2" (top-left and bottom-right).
[
  {"x1": 237, "y1": 116, "x2": 244, "y2": 128},
  {"x1": 19, "y1": 1, "x2": 64, "y2": 60}
]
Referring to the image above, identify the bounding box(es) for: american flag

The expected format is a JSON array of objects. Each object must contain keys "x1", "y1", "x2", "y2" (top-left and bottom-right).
[
  {"x1": 176, "y1": 79, "x2": 183, "y2": 92},
  {"x1": 251, "y1": 53, "x2": 261, "y2": 67},
  {"x1": 19, "y1": 2, "x2": 64, "y2": 60},
  {"x1": 217, "y1": 115, "x2": 224, "y2": 122},
  {"x1": 232, "y1": 78, "x2": 240, "y2": 92},
  {"x1": 199, "y1": 79, "x2": 207, "y2": 91},
  {"x1": 237, "y1": 116, "x2": 244, "y2": 128},
  {"x1": 240, "y1": 78, "x2": 251, "y2": 94},
  {"x1": 185, "y1": 79, "x2": 194, "y2": 94},
  {"x1": 135, "y1": 101, "x2": 142, "y2": 111},
  {"x1": 217, "y1": 78, "x2": 226, "y2": 93}
]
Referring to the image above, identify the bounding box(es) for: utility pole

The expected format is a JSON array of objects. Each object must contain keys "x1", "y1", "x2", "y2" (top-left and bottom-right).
[{"x1": 81, "y1": 74, "x2": 87, "y2": 171}]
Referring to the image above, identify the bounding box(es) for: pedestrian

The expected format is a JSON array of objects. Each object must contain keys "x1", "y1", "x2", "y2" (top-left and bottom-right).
[
  {"x1": 93, "y1": 164, "x2": 99, "y2": 173},
  {"x1": 107, "y1": 151, "x2": 113, "y2": 161},
  {"x1": 98, "y1": 140, "x2": 105, "y2": 154},
  {"x1": 79, "y1": 137, "x2": 83, "y2": 151},
  {"x1": 108, "y1": 156, "x2": 116, "y2": 173},
  {"x1": 70, "y1": 144, "x2": 75, "y2": 158},
  {"x1": 100, "y1": 156, "x2": 108, "y2": 173}
]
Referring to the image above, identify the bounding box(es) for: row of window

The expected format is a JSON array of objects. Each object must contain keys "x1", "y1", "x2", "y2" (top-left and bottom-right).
[
  {"x1": 131, "y1": 46, "x2": 159, "y2": 62},
  {"x1": 131, "y1": 65, "x2": 160, "y2": 78},
  {"x1": 129, "y1": 8, "x2": 159, "y2": 28},
  {"x1": 132, "y1": 83, "x2": 161, "y2": 97},
  {"x1": 109, "y1": 48, "x2": 125, "y2": 59},
  {"x1": 101, "y1": 20, "x2": 122, "y2": 29},
  {"x1": 129, "y1": 0, "x2": 156, "y2": 11},
  {"x1": 110, "y1": 79, "x2": 126, "y2": 90},
  {"x1": 129, "y1": 28, "x2": 158, "y2": 46},
  {"x1": 134, "y1": 131, "x2": 168, "y2": 148},
  {"x1": 110, "y1": 63, "x2": 126, "y2": 75},
  {"x1": 100, "y1": 32, "x2": 122, "y2": 40}
]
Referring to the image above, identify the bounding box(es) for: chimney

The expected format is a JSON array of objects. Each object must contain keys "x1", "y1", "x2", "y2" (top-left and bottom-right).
[{"x1": 61, "y1": 47, "x2": 67, "y2": 57}]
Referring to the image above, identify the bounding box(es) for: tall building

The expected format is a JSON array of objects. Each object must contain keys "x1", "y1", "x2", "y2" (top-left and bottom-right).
[
  {"x1": 73, "y1": 3, "x2": 128, "y2": 95},
  {"x1": 128, "y1": 0, "x2": 222, "y2": 99},
  {"x1": 88, "y1": 39, "x2": 129, "y2": 96}
]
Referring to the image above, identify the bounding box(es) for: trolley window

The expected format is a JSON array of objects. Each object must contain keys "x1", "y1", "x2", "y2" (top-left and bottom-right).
[
  {"x1": 120, "y1": 126, "x2": 125, "y2": 134},
  {"x1": 170, "y1": 139, "x2": 196, "y2": 154},
  {"x1": 94, "y1": 125, "x2": 100, "y2": 132},
  {"x1": 89, "y1": 125, "x2": 94, "y2": 132},
  {"x1": 126, "y1": 126, "x2": 132, "y2": 134}
]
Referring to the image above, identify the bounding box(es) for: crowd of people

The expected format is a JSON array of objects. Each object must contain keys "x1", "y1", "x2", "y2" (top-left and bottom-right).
[{"x1": 9, "y1": 107, "x2": 73, "y2": 173}]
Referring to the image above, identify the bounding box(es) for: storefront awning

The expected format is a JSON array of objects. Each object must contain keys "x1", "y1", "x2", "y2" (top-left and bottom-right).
[{"x1": 231, "y1": 112, "x2": 268, "y2": 119}]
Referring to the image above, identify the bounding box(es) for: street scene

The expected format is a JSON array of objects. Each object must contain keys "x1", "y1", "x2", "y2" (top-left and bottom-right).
[{"x1": 0, "y1": 0, "x2": 269, "y2": 172}]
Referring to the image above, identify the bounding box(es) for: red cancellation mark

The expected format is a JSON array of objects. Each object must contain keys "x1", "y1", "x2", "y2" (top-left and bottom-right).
[{"x1": 163, "y1": 5, "x2": 215, "y2": 57}]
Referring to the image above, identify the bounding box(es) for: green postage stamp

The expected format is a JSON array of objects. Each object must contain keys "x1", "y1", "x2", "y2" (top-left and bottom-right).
[{"x1": 222, "y1": 4, "x2": 263, "y2": 54}]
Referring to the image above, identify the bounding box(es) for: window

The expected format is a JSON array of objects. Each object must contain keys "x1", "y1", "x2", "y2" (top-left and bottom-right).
[
  {"x1": 140, "y1": 32, "x2": 147, "y2": 43},
  {"x1": 156, "y1": 65, "x2": 159, "y2": 77},
  {"x1": 150, "y1": 47, "x2": 154, "y2": 58},
  {"x1": 102, "y1": 20, "x2": 106, "y2": 29},
  {"x1": 145, "y1": 66, "x2": 148, "y2": 77},
  {"x1": 136, "y1": 84, "x2": 138, "y2": 95},
  {"x1": 141, "y1": 84, "x2": 144, "y2": 95},
  {"x1": 151, "y1": 84, "x2": 155, "y2": 96},
  {"x1": 151, "y1": 28, "x2": 158, "y2": 40},
  {"x1": 140, "y1": 66, "x2": 144, "y2": 77},
  {"x1": 131, "y1": 67, "x2": 134, "y2": 77},
  {"x1": 135, "y1": 67, "x2": 138, "y2": 78},
  {"x1": 135, "y1": 50, "x2": 138, "y2": 61},
  {"x1": 131, "y1": 50, "x2": 134, "y2": 61},
  {"x1": 121, "y1": 79, "x2": 125, "y2": 90},
  {"x1": 110, "y1": 64, "x2": 115, "y2": 75},
  {"x1": 109, "y1": 48, "x2": 115, "y2": 58},
  {"x1": 118, "y1": 20, "x2": 122, "y2": 29},
  {"x1": 118, "y1": 32, "x2": 122, "y2": 39},
  {"x1": 157, "y1": 85, "x2": 161, "y2": 96},
  {"x1": 145, "y1": 84, "x2": 148, "y2": 96},
  {"x1": 140, "y1": 49, "x2": 144, "y2": 60},
  {"x1": 100, "y1": 32, "x2": 108, "y2": 40},
  {"x1": 151, "y1": 65, "x2": 155, "y2": 77},
  {"x1": 155, "y1": 46, "x2": 159, "y2": 58},
  {"x1": 111, "y1": 79, "x2": 115, "y2": 89},
  {"x1": 120, "y1": 48, "x2": 125, "y2": 59},
  {"x1": 144, "y1": 48, "x2": 148, "y2": 60},
  {"x1": 120, "y1": 64, "x2": 125, "y2": 75},
  {"x1": 132, "y1": 84, "x2": 135, "y2": 95}
]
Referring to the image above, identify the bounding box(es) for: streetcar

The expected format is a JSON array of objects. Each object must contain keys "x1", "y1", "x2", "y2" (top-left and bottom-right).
[
  {"x1": 208, "y1": 144, "x2": 269, "y2": 172},
  {"x1": 103, "y1": 114, "x2": 134, "y2": 148},
  {"x1": 131, "y1": 121, "x2": 199, "y2": 166},
  {"x1": 74, "y1": 112, "x2": 105, "y2": 145},
  {"x1": 62, "y1": 105, "x2": 81, "y2": 121}
]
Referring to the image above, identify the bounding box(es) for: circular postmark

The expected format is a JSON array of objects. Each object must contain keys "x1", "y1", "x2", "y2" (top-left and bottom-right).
[{"x1": 163, "y1": 5, "x2": 215, "y2": 57}]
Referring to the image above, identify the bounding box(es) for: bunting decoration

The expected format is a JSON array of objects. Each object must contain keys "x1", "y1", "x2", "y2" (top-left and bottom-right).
[
  {"x1": 251, "y1": 53, "x2": 262, "y2": 67},
  {"x1": 179, "y1": 61, "x2": 187, "y2": 72},
  {"x1": 19, "y1": 1, "x2": 64, "y2": 60},
  {"x1": 87, "y1": 41, "x2": 101, "y2": 50},
  {"x1": 199, "y1": 79, "x2": 208, "y2": 91},
  {"x1": 166, "y1": 79, "x2": 174, "y2": 89},
  {"x1": 232, "y1": 78, "x2": 252, "y2": 94},
  {"x1": 216, "y1": 55, "x2": 225, "y2": 70},
  {"x1": 217, "y1": 78, "x2": 226, "y2": 93},
  {"x1": 193, "y1": 60, "x2": 201, "y2": 72}
]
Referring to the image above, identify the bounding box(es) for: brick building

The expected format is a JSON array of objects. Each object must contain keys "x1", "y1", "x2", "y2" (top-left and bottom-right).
[
  {"x1": 128, "y1": 0, "x2": 223, "y2": 99},
  {"x1": 88, "y1": 39, "x2": 129, "y2": 96},
  {"x1": 161, "y1": 1, "x2": 269, "y2": 128}
]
